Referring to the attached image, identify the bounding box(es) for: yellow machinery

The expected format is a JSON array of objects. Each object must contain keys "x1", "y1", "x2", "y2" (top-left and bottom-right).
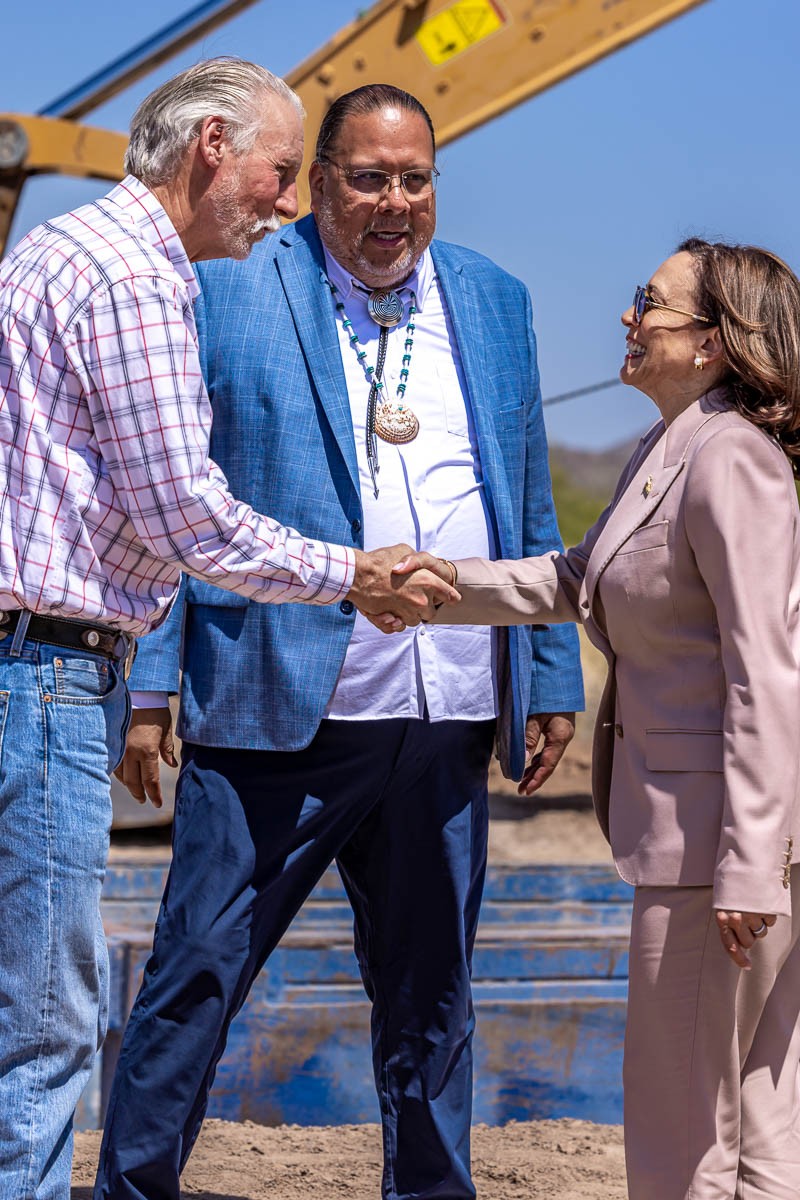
[{"x1": 0, "y1": 0, "x2": 710, "y2": 258}]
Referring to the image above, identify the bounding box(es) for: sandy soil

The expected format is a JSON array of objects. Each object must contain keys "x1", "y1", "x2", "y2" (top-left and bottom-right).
[{"x1": 72, "y1": 1117, "x2": 627, "y2": 1199}]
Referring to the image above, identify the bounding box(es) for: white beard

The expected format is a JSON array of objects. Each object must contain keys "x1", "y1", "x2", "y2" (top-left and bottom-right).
[{"x1": 211, "y1": 170, "x2": 280, "y2": 260}]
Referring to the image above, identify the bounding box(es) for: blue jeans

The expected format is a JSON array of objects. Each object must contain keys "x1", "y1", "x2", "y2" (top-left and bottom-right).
[{"x1": 0, "y1": 635, "x2": 130, "y2": 1200}]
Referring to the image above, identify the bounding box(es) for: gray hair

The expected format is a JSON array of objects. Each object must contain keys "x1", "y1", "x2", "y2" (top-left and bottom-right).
[{"x1": 124, "y1": 57, "x2": 303, "y2": 186}]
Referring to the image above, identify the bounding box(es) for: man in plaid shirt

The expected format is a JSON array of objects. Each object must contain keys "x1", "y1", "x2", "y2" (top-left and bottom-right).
[{"x1": 0, "y1": 58, "x2": 452, "y2": 1199}]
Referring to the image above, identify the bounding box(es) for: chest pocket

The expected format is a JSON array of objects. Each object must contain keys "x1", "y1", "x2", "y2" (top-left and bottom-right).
[{"x1": 616, "y1": 520, "x2": 670, "y2": 555}]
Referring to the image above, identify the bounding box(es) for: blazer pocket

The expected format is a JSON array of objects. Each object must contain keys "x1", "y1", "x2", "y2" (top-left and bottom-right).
[
  {"x1": 645, "y1": 729, "x2": 723, "y2": 773},
  {"x1": 493, "y1": 402, "x2": 526, "y2": 448},
  {"x1": 616, "y1": 520, "x2": 669, "y2": 555},
  {"x1": 185, "y1": 577, "x2": 250, "y2": 608},
  {"x1": 495, "y1": 400, "x2": 526, "y2": 418}
]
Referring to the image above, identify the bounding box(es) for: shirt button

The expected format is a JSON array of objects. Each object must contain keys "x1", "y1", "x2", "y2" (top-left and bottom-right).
[
  {"x1": 614, "y1": 724, "x2": 624, "y2": 738},
  {"x1": 340, "y1": 600, "x2": 355, "y2": 616},
  {"x1": 351, "y1": 518, "x2": 362, "y2": 536}
]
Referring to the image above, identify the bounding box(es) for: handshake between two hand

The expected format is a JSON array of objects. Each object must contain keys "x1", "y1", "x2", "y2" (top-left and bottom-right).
[{"x1": 346, "y1": 545, "x2": 461, "y2": 632}]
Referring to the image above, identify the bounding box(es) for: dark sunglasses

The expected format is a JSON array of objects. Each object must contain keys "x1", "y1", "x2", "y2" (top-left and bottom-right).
[{"x1": 633, "y1": 285, "x2": 713, "y2": 326}]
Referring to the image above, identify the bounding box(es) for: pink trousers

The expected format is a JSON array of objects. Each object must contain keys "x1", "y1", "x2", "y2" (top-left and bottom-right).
[{"x1": 624, "y1": 868, "x2": 800, "y2": 1199}]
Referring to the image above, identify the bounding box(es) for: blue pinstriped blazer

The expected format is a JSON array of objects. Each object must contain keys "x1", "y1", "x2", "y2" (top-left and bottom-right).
[{"x1": 131, "y1": 216, "x2": 583, "y2": 779}]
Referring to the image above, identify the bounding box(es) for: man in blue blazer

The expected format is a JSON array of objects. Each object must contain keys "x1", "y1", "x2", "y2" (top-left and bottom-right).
[{"x1": 96, "y1": 85, "x2": 583, "y2": 1200}]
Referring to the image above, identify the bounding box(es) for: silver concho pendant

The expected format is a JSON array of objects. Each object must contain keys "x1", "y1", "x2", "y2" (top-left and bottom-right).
[
  {"x1": 367, "y1": 289, "x2": 404, "y2": 328},
  {"x1": 374, "y1": 402, "x2": 419, "y2": 444}
]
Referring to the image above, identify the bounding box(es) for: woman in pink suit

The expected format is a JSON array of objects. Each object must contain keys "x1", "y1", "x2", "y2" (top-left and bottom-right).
[{"x1": 392, "y1": 239, "x2": 800, "y2": 1199}]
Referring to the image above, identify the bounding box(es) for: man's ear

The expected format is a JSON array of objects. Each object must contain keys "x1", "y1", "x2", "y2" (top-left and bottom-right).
[
  {"x1": 196, "y1": 116, "x2": 228, "y2": 169},
  {"x1": 308, "y1": 160, "x2": 324, "y2": 214}
]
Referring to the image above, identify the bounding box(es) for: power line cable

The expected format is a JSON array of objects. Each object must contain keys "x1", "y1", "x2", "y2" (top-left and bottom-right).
[{"x1": 542, "y1": 378, "x2": 622, "y2": 407}]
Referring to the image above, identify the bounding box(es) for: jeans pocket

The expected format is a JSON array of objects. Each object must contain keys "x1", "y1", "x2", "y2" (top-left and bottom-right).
[
  {"x1": 51, "y1": 651, "x2": 114, "y2": 702},
  {"x1": 40, "y1": 650, "x2": 130, "y2": 772}
]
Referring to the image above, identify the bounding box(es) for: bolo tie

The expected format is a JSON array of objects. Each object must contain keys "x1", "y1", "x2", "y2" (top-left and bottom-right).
[{"x1": 324, "y1": 274, "x2": 420, "y2": 499}]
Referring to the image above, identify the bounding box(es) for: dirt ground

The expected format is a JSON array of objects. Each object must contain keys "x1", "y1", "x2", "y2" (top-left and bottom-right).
[
  {"x1": 77, "y1": 632, "x2": 623, "y2": 1197},
  {"x1": 72, "y1": 1117, "x2": 627, "y2": 1199}
]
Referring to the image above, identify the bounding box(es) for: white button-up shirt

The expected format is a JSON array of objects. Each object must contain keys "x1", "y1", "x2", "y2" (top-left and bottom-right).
[{"x1": 322, "y1": 247, "x2": 498, "y2": 722}]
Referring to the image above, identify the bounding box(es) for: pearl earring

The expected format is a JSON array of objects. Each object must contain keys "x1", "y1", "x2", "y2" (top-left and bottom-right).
[{"x1": 694, "y1": 355, "x2": 704, "y2": 370}]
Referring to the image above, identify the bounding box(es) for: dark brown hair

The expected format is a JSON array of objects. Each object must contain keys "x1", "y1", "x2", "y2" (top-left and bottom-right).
[
  {"x1": 678, "y1": 237, "x2": 800, "y2": 474},
  {"x1": 315, "y1": 84, "x2": 436, "y2": 162}
]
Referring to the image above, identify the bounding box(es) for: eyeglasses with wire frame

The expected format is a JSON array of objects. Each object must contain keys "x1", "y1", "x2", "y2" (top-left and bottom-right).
[
  {"x1": 318, "y1": 157, "x2": 439, "y2": 198},
  {"x1": 633, "y1": 285, "x2": 713, "y2": 326}
]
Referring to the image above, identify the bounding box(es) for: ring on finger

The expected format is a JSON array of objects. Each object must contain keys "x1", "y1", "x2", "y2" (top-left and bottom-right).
[{"x1": 752, "y1": 919, "x2": 768, "y2": 937}]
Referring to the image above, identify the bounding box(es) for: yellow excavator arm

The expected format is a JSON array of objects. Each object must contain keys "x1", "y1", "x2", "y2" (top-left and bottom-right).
[
  {"x1": 0, "y1": 0, "x2": 709, "y2": 257},
  {"x1": 0, "y1": 115, "x2": 126, "y2": 250}
]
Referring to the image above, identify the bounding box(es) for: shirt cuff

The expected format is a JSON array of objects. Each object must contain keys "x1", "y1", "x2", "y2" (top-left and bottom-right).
[
  {"x1": 130, "y1": 691, "x2": 170, "y2": 709},
  {"x1": 292, "y1": 541, "x2": 357, "y2": 605}
]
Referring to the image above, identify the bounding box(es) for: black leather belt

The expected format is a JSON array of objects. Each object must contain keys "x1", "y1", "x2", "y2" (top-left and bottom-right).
[{"x1": 0, "y1": 609, "x2": 135, "y2": 672}]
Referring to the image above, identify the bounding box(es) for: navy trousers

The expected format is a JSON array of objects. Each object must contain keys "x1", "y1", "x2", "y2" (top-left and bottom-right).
[{"x1": 94, "y1": 716, "x2": 495, "y2": 1200}]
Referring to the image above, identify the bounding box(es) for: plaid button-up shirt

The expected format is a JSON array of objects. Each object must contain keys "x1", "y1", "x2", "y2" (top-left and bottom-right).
[{"x1": 0, "y1": 177, "x2": 354, "y2": 635}]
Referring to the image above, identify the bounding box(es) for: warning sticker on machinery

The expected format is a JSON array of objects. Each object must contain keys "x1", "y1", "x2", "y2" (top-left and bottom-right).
[{"x1": 415, "y1": 0, "x2": 507, "y2": 67}]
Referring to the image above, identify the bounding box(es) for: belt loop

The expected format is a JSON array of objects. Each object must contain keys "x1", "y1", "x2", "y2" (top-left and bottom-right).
[{"x1": 9, "y1": 610, "x2": 32, "y2": 657}]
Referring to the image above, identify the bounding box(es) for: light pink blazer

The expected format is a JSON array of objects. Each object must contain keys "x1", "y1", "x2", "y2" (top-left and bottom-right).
[{"x1": 438, "y1": 390, "x2": 800, "y2": 915}]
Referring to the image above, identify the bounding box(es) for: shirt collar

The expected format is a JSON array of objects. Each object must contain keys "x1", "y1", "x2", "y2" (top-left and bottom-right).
[
  {"x1": 107, "y1": 176, "x2": 200, "y2": 301},
  {"x1": 321, "y1": 243, "x2": 436, "y2": 314}
]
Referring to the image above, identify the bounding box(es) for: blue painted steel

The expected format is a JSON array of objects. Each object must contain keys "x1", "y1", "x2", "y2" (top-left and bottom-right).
[
  {"x1": 84, "y1": 856, "x2": 633, "y2": 1131},
  {"x1": 100, "y1": 860, "x2": 632, "y2": 905},
  {"x1": 38, "y1": 0, "x2": 260, "y2": 120}
]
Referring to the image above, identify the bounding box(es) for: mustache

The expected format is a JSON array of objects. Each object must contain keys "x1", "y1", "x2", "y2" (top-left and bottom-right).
[{"x1": 253, "y1": 213, "x2": 282, "y2": 235}]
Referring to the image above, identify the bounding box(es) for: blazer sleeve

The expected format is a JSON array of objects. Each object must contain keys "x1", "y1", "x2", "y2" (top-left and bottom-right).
[
  {"x1": 684, "y1": 424, "x2": 800, "y2": 916},
  {"x1": 129, "y1": 574, "x2": 185, "y2": 693},
  {"x1": 439, "y1": 428, "x2": 651, "y2": 628},
  {"x1": 518, "y1": 286, "x2": 584, "y2": 714},
  {"x1": 438, "y1": 534, "x2": 596, "y2": 628}
]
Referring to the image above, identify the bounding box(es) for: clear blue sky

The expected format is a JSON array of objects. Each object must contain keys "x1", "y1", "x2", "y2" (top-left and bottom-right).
[{"x1": 2, "y1": 0, "x2": 797, "y2": 449}]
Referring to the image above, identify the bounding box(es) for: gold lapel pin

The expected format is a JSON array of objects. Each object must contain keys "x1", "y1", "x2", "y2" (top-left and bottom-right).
[{"x1": 643, "y1": 475, "x2": 653, "y2": 498}]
